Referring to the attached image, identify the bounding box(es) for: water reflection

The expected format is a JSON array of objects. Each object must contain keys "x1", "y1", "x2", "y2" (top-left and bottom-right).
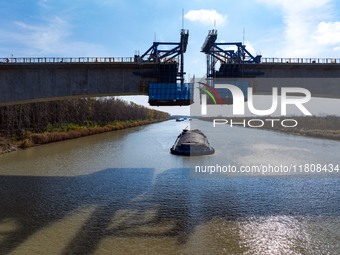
[
  {"x1": 239, "y1": 215, "x2": 340, "y2": 255},
  {"x1": 1, "y1": 167, "x2": 339, "y2": 254},
  {"x1": 0, "y1": 168, "x2": 154, "y2": 254},
  {"x1": 0, "y1": 120, "x2": 339, "y2": 254}
]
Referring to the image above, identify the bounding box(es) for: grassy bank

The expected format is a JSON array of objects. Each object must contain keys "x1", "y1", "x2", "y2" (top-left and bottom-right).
[
  {"x1": 264, "y1": 116, "x2": 340, "y2": 141},
  {"x1": 0, "y1": 119, "x2": 166, "y2": 154},
  {"x1": 201, "y1": 116, "x2": 340, "y2": 141}
]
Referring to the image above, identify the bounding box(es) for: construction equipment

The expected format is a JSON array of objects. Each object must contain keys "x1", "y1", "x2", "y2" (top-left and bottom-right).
[{"x1": 201, "y1": 30, "x2": 262, "y2": 78}]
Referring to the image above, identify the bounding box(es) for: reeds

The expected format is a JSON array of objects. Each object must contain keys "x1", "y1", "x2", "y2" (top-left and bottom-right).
[{"x1": 18, "y1": 119, "x2": 162, "y2": 149}]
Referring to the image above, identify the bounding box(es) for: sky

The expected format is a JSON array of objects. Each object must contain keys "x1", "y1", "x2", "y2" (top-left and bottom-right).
[{"x1": 1, "y1": 0, "x2": 340, "y2": 115}]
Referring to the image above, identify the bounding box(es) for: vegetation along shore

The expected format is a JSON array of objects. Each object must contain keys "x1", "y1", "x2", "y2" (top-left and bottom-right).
[
  {"x1": 0, "y1": 98, "x2": 169, "y2": 154},
  {"x1": 201, "y1": 116, "x2": 340, "y2": 141}
]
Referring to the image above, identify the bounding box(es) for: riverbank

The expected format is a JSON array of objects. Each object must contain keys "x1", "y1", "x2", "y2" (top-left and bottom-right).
[
  {"x1": 0, "y1": 119, "x2": 166, "y2": 155},
  {"x1": 201, "y1": 116, "x2": 340, "y2": 141}
]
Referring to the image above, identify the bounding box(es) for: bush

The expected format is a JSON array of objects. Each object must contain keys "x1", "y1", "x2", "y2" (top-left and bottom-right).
[{"x1": 20, "y1": 139, "x2": 33, "y2": 149}]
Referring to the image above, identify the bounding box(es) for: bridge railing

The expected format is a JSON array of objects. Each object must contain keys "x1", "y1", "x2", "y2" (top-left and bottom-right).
[
  {"x1": 261, "y1": 57, "x2": 340, "y2": 64},
  {"x1": 2, "y1": 56, "x2": 340, "y2": 65},
  {"x1": 0, "y1": 57, "x2": 136, "y2": 64}
]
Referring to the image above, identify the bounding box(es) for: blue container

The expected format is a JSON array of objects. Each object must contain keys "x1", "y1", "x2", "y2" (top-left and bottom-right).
[{"x1": 148, "y1": 83, "x2": 193, "y2": 106}]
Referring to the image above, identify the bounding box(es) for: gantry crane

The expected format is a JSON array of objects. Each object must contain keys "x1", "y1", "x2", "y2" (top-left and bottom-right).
[
  {"x1": 201, "y1": 30, "x2": 262, "y2": 78},
  {"x1": 136, "y1": 29, "x2": 193, "y2": 106}
]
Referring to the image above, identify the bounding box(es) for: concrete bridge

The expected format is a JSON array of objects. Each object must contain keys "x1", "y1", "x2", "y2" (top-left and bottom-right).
[
  {"x1": 201, "y1": 29, "x2": 340, "y2": 100},
  {"x1": 0, "y1": 57, "x2": 176, "y2": 106},
  {"x1": 0, "y1": 29, "x2": 189, "y2": 106},
  {"x1": 216, "y1": 60, "x2": 340, "y2": 99},
  {"x1": 1, "y1": 56, "x2": 340, "y2": 106}
]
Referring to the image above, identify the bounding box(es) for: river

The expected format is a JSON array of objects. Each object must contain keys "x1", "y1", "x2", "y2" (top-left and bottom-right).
[{"x1": 0, "y1": 120, "x2": 339, "y2": 255}]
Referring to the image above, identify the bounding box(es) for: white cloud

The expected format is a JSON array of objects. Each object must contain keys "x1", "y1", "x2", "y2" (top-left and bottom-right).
[
  {"x1": 184, "y1": 9, "x2": 227, "y2": 26},
  {"x1": 14, "y1": 17, "x2": 69, "y2": 53},
  {"x1": 257, "y1": 0, "x2": 338, "y2": 57},
  {"x1": 244, "y1": 41, "x2": 256, "y2": 55},
  {"x1": 258, "y1": 0, "x2": 331, "y2": 13},
  {"x1": 314, "y1": 21, "x2": 340, "y2": 45},
  {"x1": 1, "y1": 16, "x2": 105, "y2": 56}
]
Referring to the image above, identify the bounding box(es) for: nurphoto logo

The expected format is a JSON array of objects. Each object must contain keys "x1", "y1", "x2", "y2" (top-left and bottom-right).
[{"x1": 199, "y1": 83, "x2": 312, "y2": 128}]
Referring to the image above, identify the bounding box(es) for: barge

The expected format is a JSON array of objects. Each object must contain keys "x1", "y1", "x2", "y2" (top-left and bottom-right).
[{"x1": 170, "y1": 129, "x2": 215, "y2": 156}]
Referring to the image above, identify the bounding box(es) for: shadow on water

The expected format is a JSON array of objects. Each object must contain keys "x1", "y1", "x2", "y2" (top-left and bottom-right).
[
  {"x1": 0, "y1": 168, "x2": 339, "y2": 254},
  {"x1": 0, "y1": 168, "x2": 154, "y2": 254}
]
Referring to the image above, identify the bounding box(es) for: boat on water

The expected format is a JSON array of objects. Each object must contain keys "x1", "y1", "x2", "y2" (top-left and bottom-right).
[{"x1": 170, "y1": 129, "x2": 215, "y2": 156}]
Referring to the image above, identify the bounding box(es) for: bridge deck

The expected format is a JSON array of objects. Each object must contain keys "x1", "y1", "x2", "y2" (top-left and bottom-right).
[{"x1": 1, "y1": 57, "x2": 340, "y2": 105}]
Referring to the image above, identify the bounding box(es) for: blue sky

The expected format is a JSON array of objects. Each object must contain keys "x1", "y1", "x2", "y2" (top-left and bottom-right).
[{"x1": 1, "y1": 0, "x2": 340, "y2": 114}]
